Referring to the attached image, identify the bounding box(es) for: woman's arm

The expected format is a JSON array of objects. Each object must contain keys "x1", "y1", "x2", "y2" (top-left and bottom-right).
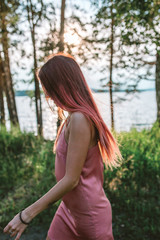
[
  {"x1": 3, "y1": 112, "x2": 91, "y2": 240},
  {"x1": 23, "y1": 173, "x2": 80, "y2": 221}
]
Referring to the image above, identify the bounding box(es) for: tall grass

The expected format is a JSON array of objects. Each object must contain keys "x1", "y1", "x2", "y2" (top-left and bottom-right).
[
  {"x1": 0, "y1": 127, "x2": 58, "y2": 228},
  {"x1": 0, "y1": 121, "x2": 160, "y2": 239},
  {"x1": 104, "y1": 121, "x2": 160, "y2": 240}
]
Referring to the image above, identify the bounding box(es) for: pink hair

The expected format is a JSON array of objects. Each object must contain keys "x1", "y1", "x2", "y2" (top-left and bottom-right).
[{"x1": 37, "y1": 52, "x2": 123, "y2": 170}]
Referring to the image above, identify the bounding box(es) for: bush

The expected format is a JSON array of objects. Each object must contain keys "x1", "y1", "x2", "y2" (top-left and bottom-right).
[
  {"x1": 0, "y1": 128, "x2": 58, "y2": 229},
  {"x1": 0, "y1": 121, "x2": 160, "y2": 239},
  {"x1": 104, "y1": 121, "x2": 160, "y2": 240}
]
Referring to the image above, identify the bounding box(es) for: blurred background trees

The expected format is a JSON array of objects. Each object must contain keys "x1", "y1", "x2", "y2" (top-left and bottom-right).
[
  {"x1": 114, "y1": 0, "x2": 160, "y2": 126},
  {"x1": 0, "y1": 0, "x2": 20, "y2": 128},
  {"x1": 0, "y1": 1, "x2": 160, "y2": 239},
  {"x1": 0, "y1": 0, "x2": 159, "y2": 133}
]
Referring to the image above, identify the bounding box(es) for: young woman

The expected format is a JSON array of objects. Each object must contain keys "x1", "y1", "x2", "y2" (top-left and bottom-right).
[{"x1": 3, "y1": 53, "x2": 123, "y2": 240}]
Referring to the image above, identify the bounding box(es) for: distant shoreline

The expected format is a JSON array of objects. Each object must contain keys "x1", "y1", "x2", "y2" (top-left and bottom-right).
[{"x1": 15, "y1": 88, "x2": 156, "y2": 96}]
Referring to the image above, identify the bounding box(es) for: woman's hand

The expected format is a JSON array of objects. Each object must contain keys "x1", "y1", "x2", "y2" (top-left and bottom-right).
[{"x1": 3, "y1": 210, "x2": 31, "y2": 240}]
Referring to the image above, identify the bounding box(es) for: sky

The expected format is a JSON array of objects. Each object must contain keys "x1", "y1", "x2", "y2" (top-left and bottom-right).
[{"x1": 13, "y1": 0, "x2": 156, "y2": 91}]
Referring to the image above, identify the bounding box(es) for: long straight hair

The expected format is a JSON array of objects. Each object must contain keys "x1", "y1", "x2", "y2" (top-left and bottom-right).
[{"x1": 37, "y1": 52, "x2": 123, "y2": 170}]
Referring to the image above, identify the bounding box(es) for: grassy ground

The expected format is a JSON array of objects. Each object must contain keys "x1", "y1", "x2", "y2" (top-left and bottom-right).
[{"x1": 0, "y1": 121, "x2": 160, "y2": 240}]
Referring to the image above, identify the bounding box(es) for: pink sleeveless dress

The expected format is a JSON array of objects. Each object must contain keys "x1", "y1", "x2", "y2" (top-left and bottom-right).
[{"x1": 48, "y1": 126, "x2": 114, "y2": 240}]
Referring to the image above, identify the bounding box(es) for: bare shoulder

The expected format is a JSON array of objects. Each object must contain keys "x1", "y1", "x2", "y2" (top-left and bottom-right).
[
  {"x1": 70, "y1": 112, "x2": 91, "y2": 132},
  {"x1": 66, "y1": 111, "x2": 97, "y2": 148}
]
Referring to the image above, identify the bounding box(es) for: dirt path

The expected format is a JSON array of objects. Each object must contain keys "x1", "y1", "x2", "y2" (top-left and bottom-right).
[{"x1": 0, "y1": 226, "x2": 48, "y2": 240}]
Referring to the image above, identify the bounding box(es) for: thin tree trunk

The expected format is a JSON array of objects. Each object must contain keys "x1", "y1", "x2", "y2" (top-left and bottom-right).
[
  {"x1": 32, "y1": 27, "x2": 43, "y2": 136},
  {"x1": 26, "y1": 0, "x2": 43, "y2": 136},
  {"x1": 59, "y1": 0, "x2": 65, "y2": 52},
  {"x1": 1, "y1": 11, "x2": 19, "y2": 127},
  {"x1": 0, "y1": 52, "x2": 5, "y2": 127},
  {"x1": 109, "y1": 2, "x2": 115, "y2": 131},
  {"x1": 156, "y1": 50, "x2": 160, "y2": 127},
  {"x1": 57, "y1": 0, "x2": 66, "y2": 133}
]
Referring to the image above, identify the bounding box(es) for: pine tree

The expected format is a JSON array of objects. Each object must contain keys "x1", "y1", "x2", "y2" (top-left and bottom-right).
[
  {"x1": 57, "y1": 0, "x2": 66, "y2": 131},
  {"x1": 0, "y1": 0, "x2": 20, "y2": 128},
  {"x1": 23, "y1": 0, "x2": 44, "y2": 136},
  {"x1": 114, "y1": 0, "x2": 160, "y2": 126},
  {"x1": 0, "y1": 51, "x2": 5, "y2": 127}
]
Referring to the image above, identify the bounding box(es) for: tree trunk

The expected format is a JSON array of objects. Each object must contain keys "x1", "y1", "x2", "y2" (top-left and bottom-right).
[
  {"x1": 156, "y1": 50, "x2": 160, "y2": 127},
  {"x1": 57, "y1": 0, "x2": 66, "y2": 133},
  {"x1": 31, "y1": 27, "x2": 43, "y2": 136},
  {"x1": 0, "y1": 52, "x2": 5, "y2": 127},
  {"x1": 109, "y1": 2, "x2": 115, "y2": 131},
  {"x1": 1, "y1": 13, "x2": 19, "y2": 127},
  {"x1": 59, "y1": 0, "x2": 65, "y2": 52},
  {"x1": 26, "y1": 0, "x2": 43, "y2": 136}
]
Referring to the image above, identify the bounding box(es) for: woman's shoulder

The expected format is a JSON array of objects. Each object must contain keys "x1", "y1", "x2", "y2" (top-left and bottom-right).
[
  {"x1": 69, "y1": 112, "x2": 91, "y2": 130},
  {"x1": 70, "y1": 111, "x2": 87, "y2": 119},
  {"x1": 65, "y1": 111, "x2": 98, "y2": 148}
]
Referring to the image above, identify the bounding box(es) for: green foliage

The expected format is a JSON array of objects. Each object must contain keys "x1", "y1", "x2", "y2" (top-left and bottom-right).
[
  {"x1": 104, "y1": 121, "x2": 160, "y2": 240},
  {"x1": 0, "y1": 127, "x2": 59, "y2": 229},
  {"x1": 0, "y1": 127, "x2": 39, "y2": 194},
  {"x1": 0, "y1": 122, "x2": 160, "y2": 239}
]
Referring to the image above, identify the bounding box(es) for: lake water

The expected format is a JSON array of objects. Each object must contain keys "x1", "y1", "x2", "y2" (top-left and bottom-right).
[{"x1": 4, "y1": 90, "x2": 157, "y2": 140}]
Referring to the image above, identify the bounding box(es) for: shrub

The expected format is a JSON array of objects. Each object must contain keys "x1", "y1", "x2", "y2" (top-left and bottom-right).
[{"x1": 104, "y1": 121, "x2": 160, "y2": 240}]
